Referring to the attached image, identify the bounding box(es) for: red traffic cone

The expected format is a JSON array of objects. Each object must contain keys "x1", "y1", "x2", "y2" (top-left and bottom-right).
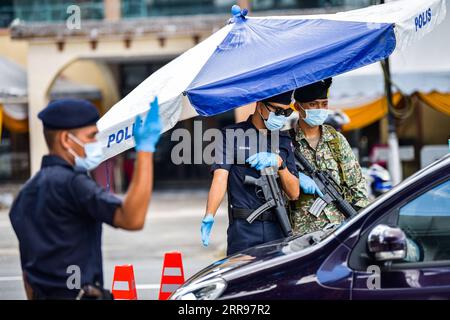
[
  {"x1": 158, "y1": 252, "x2": 185, "y2": 300},
  {"x1": 111, "y1": 264, "x2": 138, "y2": 300}
]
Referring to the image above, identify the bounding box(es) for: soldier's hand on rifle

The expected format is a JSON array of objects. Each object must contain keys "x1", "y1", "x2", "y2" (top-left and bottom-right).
[
  {"x1": 299, "y1": 172, "x2": 324, "y2": 197},
  {"x1": 246, "y1": 152, "x2": 282, "y2": 170},
  {"x1": 201, "y1": 213, "x2": 215, "y2": 247}
]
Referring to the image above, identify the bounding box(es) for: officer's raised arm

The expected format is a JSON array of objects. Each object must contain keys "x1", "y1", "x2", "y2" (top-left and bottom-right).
[
  {"x1": 9, "y1": 97, "x2": 162, "y2": 299},
  {"x1": 113, "y1": 97, "x2": 162, "y2": 230}
]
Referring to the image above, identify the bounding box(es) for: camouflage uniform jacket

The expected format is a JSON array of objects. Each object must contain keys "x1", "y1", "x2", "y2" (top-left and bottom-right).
[{"x1": 290, "y1": 124, "x2": 370, "y2": 235}]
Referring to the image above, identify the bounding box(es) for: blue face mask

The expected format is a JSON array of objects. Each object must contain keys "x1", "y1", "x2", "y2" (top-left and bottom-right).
[
  {"x1": 68, "y1": 133, "x2": 103, "y2": 171},
  {"x1": 301, "y1": 107, "x2": 329, "y2": 127},
  {"x1": 259, "y1": 108, "x2": 288, "y2": 131}
]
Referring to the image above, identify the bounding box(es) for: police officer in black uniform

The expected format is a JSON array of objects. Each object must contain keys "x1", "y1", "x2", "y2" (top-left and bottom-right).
[
  {"x1": 9, "y1": 98, "x2": 161, "y2": 299},
  {"x1": 200, "y1": 91, "x2": 300, "y2": 255}
]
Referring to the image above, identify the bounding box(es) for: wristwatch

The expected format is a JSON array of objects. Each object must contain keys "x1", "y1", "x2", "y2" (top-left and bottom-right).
[{"x1": 278, "y1": 159, "x2": 287, "y2": 170}]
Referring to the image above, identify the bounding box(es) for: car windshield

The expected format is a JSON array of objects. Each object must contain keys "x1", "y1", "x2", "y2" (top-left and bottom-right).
[{"x1": 288, "y1": 222, "x2": 344, "y2": 251}]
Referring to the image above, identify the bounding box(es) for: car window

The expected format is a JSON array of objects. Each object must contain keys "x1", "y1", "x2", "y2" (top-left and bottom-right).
[{"x1": 397, "y1": 179, "x2": 450, "y2": 262}]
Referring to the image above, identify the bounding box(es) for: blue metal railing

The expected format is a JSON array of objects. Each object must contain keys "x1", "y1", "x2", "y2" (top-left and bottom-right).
[
  {"x1": 122, "y1": 0, "x2": 373, "y2": 18},
  {"x1": 0, "y1": 1, "x2": 104, "y2": 27},
  {"x1": 0, "y1": 0, "x2": 373, "y2": 27},
  {"x1": 14, "y1": 1, "x2": 104, "y2": 22},
  {"x1": 121, "y1": 0, "x2": 230, "y2": 18}
]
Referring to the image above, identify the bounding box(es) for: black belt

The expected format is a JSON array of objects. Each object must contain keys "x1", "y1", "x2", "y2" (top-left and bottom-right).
[
  {"x1": 32, "y1": 288, "x2": 79, "y2": 300},
  {"x1": 230, "y1": 207, "x2": 277, "y2": 222},
  {"x1": 33, "y1": 286, "x2": 113, "y2": 300}
]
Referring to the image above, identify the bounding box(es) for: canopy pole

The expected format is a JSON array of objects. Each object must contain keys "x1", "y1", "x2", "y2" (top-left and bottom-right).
[
  {"x1": 379, "y1": 0, "x2": 402, "y2": 186},
  {"x1": 105, "y1": 159, "x2": 111, "y2": 192},
  {"x1": 381, "y1": 54, "x2": 402, "y2": 186}
]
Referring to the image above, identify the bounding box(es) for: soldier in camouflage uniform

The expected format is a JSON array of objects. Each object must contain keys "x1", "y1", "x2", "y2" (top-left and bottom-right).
[{"x1": 290, "y1": 78, "x2": 370, "y2": 235}]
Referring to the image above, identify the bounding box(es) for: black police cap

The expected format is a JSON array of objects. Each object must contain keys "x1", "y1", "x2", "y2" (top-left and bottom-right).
[
  {"x1": 261, "y1": 90, "x2": 294, "y2": 105},
  {"x1": 38, "y1": 99, "x2": 100, "y2": 130},
  {"x1": 294, "y1": 78, "x2": 332, "y2": 103}
]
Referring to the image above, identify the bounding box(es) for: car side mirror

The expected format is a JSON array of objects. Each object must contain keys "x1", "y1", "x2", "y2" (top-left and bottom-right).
[{"x1": 367, "y1": 224, "x2": 407, "y2": 261}]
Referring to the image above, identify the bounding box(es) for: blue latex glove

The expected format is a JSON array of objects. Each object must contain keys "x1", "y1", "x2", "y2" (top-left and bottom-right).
[
  {"x1": 299, "y1": 172, "x2": 324, "y2": 197},
  {"x1": 133, "y1": 97, "x2": 162, "y2": 152},
  {"x1": 201, "y1": 214, "x2": 215, "y2": 247},
  {"x1": 246, "y1": 152, "x2": 279, "y2": 171}
]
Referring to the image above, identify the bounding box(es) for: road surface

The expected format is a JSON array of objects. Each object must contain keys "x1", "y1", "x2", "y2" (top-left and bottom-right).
[{"x1": 0, "y1": 190, "x2": 228, "y2": 300}]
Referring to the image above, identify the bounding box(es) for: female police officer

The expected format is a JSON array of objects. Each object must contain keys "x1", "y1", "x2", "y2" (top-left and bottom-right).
[
  {"x1": 200, "y1": 91, "x2": 300, "y2": 255},
  {"x1": 9, "y1": 98, "x2": 161, "y2": 299}
]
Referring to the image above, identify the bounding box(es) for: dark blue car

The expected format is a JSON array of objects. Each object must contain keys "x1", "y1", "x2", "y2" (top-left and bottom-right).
[{"x1": 171, "y1": 154, "x2": 450, "y2": 300}]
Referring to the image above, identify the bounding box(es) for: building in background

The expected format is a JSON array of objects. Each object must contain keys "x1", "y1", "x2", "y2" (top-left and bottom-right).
[
  {"x1": 0, "y1": 0, "x2": 448, "y2": 190},
  {"x1": 0, "y1": 56, "x2": 102, "y2": 181},
  {"x1": 328, "y1": 1, "x2": 450, "y2": 177}
]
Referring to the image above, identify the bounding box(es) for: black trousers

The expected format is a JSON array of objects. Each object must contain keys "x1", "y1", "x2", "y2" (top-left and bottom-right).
[{"x1": 226, "y1": 218, "x2": 284, "y2": 256}]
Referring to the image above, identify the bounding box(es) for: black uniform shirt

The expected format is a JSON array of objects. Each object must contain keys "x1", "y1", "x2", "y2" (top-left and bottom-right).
[
  {"x1": 210, "y1": 116, "x2": 297, "y2": 211},
  {"x1": 9, "y1": 155, "x2": 122, "y2": 298}
]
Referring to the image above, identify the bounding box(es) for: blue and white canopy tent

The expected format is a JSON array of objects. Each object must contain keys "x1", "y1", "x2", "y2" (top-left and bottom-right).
[
  {"x1": 330, "y1": 0, "x2": 450, "y2": 113},
  {"x1": 97, "y1": 0, "x2": 447, "y2": 161}
]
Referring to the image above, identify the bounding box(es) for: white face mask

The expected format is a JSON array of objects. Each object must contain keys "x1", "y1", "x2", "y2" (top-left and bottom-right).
[
  {"x1": 68, "y1": 133, "x2": 103, "y2": 171},
  {"x1": 258, "y1": 105, "x2": 288, "y2": 131},
  {"x1": 300, "y1": 105, "x2": 329, "y2": 127}
]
